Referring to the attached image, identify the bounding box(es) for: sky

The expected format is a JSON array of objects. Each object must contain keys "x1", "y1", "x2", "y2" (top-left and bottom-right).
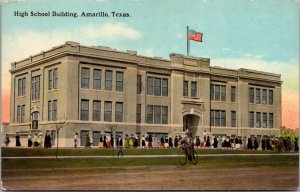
[{"x1": 1, "y1": 0, "x2": 299, "y2": 129}]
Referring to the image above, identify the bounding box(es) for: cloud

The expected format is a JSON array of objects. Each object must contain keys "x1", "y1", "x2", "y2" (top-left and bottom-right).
[
  {"x1": 177, "y1": 33, "x2": 183, "y2": 38},
  {"x1": 241, "y1": 53, "x2": 264, "y2": 59},
  {"x1": 222, "y1": 47, "x2": 231, "y2": 51},
  {"x1": 77, "y1": 22, "x2": 141, "y2": 40}
]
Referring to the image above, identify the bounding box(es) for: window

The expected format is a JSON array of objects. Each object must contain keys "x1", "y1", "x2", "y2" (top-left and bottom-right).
[
  {"x1": 147, "y1": 105, "x2": 153, "y2": 124},
  {"x1": 147, "y1": 77, "x2": 154, "y2": 95},
  {"x1": 136, "y1": 104, "x2": 141, "y2": 123},
  {"x1": 81, "y1": 68, "x2": 90, "y2": 89},
  {"x1": 210, "y1": 110, "x2": 227, "y2": 127},
  {"x1": 147, "y1": 105, "x2": 168, "y2": 124},
  {"x1": 256, "y1": 88, "x2": 261, "y2": 104},
  {"x1": 215, "y1": 111, "x2": 220, "y2": 126},
  {"x1": 116, "y1": 72, "x2": 123, "y2": 92},
  {"x1": 191, "y1": 81, "x2": 197, "y2": 98},
  {"x1": 249, "y1": 88, "x2": 254, "y2": 103},
  {"x1": 93, "y1": 69, "x2": 101, "y2": 90},
  {"x1": 53, "y1": 68, "x2": 58, "y2": 89},
  {"x1": 18, "y1": 78, "x2": 26, "y2": 96},
  {"x1": 262, "y1": 113, "x2": 267, "y2": 128},
  {"x1": 93, "y1": 100, "x2": 101, "y2": 121},
  {"x1": 17, "y1": 106, "x2": 21, "y2": 123},
  {"x1": 215, "y1": 85, "x2": 220, "y2": 101},
  {"x1": 231, "y1": 111, "x2": 236, "y2": 127},
  {"x1": 147, "y1": 77, "x2": 168, "y2": 97},
  {"x1": 31, "y1": 76, "x2": 40, "y2": 100},
  {"x1": 269, "y1": 113, "x2": 273, "y2": 128},
  {"x1": 154, "y1": 78, "x2": 161, "y2": 96},
  {"x1": 48, "y1": 101, "x2": 52, "y2": 121},
  {"x1": 161, "y1": 106, "x2": 168, "y2": 124},
  {"x1": 104, "y1": 101, "x2": 112, "y2": 121},
  {"x1": 231, "y1": 86, "x2": 236, "y2": 102},
  {"x1": 154, "y1": 106, "x2": 161, "y2": 124},
  {"x1": 21, "y1": 105, "x2": 25, "y2": 123},
  {"x1": 52, "y1": 100, "x2": 57, "y2": 121},
  {"x1": 249, "y1": 112, "x2": 254, "y2": 128},
  {"x1": 115, "y1": 102, "x2": 123, "y2": 122},
  {"x1": 49, "y1": 69, "x2": 58, "y2": 90},
  {"x1": 105, "y1": 70, "x2": 112, "y2": 91},
  {"x1": 211, "y1": 84, "x2": 227, "y2": 102},
  {"x1": 210, "y1": 110, "x2": 214, "y2": 126},
  {"x1": 80, "y1": 99, "x2": 89, "y2": 121},
  {"x1": 183, "y1": 81, "x2": 188, "y2": 97},
  {"x1": 262, "y1": 89, "x2": 267, "y2": 104},
  {"x1": 269, "y1": 90, "x2": 273, "y2": 105},
  {"x1": 162, "y1": 79, "x2": 168, "y2": 96},
  {"x1": 221, "y1": 111, "x2": 226, "y2": 126},
  {"x1": 221, "y1": 86, "x2": 226, "y2": 101},
  {"x1": 137, "y1": 75, "x2": 142, "y2": 94},
  {"x1": 256, "y1": 112, "x2": 261, "y2": 128},
  {"x1": 48, "y1": 70, "x2": 53, "y2": 90}
]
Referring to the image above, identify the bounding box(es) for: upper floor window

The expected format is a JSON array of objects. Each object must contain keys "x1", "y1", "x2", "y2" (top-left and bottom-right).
[
  {"x1": 31, "y1": 76, "x2": 40, "y2": 101},
  {"x1": 136, "y1": 104, "x2": 141, "y2": 123},
  {"x1": 17, "y1": 105, "x2": 25, "y2": 123},
  {"x1": 115, "y1": 102, "x2": 123, "y2": 122},
  {"x1": 49, "y1": 68, "x2": 58, "y2": 90},
  {"x1": 80, "y1": 99, "x2": 89, "y2": 121},
  {"x1": 147, "y1": 77, "x2": 168, "y2": 97},
  {"x1": 269, "y1": 90, "x2": 273, "y2": 105},
  {"x1": 147, "y1": 105, "x2": 168, "y2": 124},
  {"x1": 249, "y1": 112, "x2": 254, "y2": 128},
  {"x1": 18, "y1": 78, "x2": 26, "y2": 96},
  {"x1": 104, "y1": 101, "x2": 112, "y2": 121},
  {"x1": 116, "y1": 72, "x2": 124, "y2": 92},
  {"x1": 249, "y1": 87, "x2": 254, "y2": 103},
  {"x1": 48, "y1": 100, "x2": 57, "y2": 121},
  {"x1": 137, "y1": 75, "x2": 142, "y2": 94},
  {"x1": 262, "y1": 89, "x2": 267, "y2": 104},
  {"x1": 93, "y1": 69, "x2": 101, "y2": 90},
  {"x1": 93, "y1": 100, "x2": 101, "y2": 121},
  {"x1": 256, "y1": 88, "x2": 261, "y2": 104},
  {"x1": 105, "y1": 70, "x2": 112, "y2": 91},
  {"x1": 81, "y1": 68, "x2": 90, "y2": 89},
  {"x1": 231, "y1": 86, "x2": 236, "y2": 102},
  {"x1": 269, "y1": 113, "x2": 273, "y2": 128},
  {"x1": 211, "y1": 84, "x2": 226, "y2": 102},
  {"x1": 183, "y1": 81, "x2": 188, "y2": 97},
  {"x1": 191, "y1": 81, "x2": 197, "y2": 98},
  {"x1": 231, "y1": 111, "x2": 236, "y2": 127},
  {"x1": 210, "y1": 110, "x2": 226, "y2": 127}
]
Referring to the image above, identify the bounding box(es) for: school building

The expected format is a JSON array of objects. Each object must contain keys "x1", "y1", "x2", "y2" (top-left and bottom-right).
[{"x1": 3, "y1": 41, "x2": 282, "y2": 147}]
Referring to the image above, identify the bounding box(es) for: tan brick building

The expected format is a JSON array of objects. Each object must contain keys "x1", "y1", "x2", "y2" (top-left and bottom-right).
[{"x1": 4, "y1": 41, "x2": 282, "y2": 147}]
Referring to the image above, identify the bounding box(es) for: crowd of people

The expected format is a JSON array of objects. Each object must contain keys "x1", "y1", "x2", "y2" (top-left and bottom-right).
[{"x1": 5, "y1": 131, "x2": 53, "y2": 148}]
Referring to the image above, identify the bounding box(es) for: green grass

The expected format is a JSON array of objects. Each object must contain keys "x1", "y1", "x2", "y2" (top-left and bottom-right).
[{"x1": 2, "y1": 147, "x2": 279, "y2": 157}]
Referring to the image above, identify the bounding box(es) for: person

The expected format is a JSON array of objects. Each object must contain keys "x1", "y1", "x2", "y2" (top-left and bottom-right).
[
  {"x1": 33, "y1": 134, "x2": 39, "y2": 147},
  {"x1": 261, "y1": 137, "x2": 266, "y2": 151},
  {"x1": 213, "y1": 137, "x2": 218, "y2": 148},
  {"x1": 253, "y1": 137, "x2": 258, "y2": 150},
  {"x1": 103, "y1": 134, "x2": 107, "y2": 148},
  {"x1": 247, "y1": 137, "x2": 253, "y2": 150},
  {"x1": 5, "y1": 134, "x2": 10, "y2": 147},
  {"x1": 129, "y1": 136, "x2": 133, "y2": 148},
  {"x1": 15, "y1": 132, "x2": 21, "y2": 147},
  {"x1": 74, "y1": 133, "x2": 79, "y2": 148},
  {"x1": 85, "y1": 134, "x2": 91, "y2": 149},
  {"x1": 217, "y1": 136, "x2": 222, "y2": 150},
  {"x1": 180, "y1": 131, "x2": 194, "y2": 161},
  {"x1": 168, "y1": 136, "x2": 173, "y2": 148},
  {"x1": 195, "y1": 136, "x2": 200, "y2": 148},
  {"x1": 99, "y1": 133, "x2": 103, "y2": 149},
  {"x1": 117, "y1": 136, "x2": 124, "y2": 157},
  {"x1": 160, "y1": 136, "x2": 164, "y2": 148},
  {"x1": 205, "y1": 136, "x2": 211, "y2": 148},
  {"x1": 44, "y1": 131, "x2": 52, "y2": 148},
  {"x1": 203, "y1": 130, "x2": 207, "y2": 142},
  {"x1": 174, "y1": 136, "x2": 179, "y2": 148},
  {"x1": 148, "y1": 134, "x2": 153, "y2": 148},
  {"x1": 294, "y1": 138, "x2": 299, "y2": 152},
  {"x1": 134, "y1": 135, "x2": 138, "y2": 148},
  {"x1": 28, "y1": 134, "x2": 33, "y2": 147},
  {"x1": 141, "y1": 135, "x2": 146, "y2": 148},
  {"x1": 125, "y1": 134, "x2": 129, "y2": 148}
]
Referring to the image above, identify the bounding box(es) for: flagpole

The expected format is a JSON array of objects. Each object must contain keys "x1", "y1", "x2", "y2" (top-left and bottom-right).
[{"x1": 187, "y1": 26, "x2": 190, "y2": 56}]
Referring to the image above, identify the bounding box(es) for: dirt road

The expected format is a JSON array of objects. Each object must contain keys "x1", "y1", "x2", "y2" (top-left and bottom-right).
[{"x1": 2, "y1": 165, "x2": 299, "y2": 190}]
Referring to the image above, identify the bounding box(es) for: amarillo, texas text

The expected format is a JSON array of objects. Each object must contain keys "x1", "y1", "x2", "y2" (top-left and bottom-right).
[{"x1": 14, "y1": 11, "x2": 131, "y2": 18}]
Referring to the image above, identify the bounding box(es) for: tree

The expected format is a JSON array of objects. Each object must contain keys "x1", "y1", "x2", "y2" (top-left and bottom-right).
[
  {"x1": 280, "y1": 126, "x2": 299, "y2": 141},
  {"x1": 51, "y1": 120, "x2": 66, "y2": 159}
]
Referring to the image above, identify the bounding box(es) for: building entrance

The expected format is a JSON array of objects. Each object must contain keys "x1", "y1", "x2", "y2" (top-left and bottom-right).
[{"x1": 183, "y1": 114, "x2": 201, "y2": 138}]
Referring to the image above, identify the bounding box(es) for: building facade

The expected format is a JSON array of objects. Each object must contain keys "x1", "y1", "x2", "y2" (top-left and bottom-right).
[{"x1": 4, "y1": 41, "x2": 282, "y2": 147}]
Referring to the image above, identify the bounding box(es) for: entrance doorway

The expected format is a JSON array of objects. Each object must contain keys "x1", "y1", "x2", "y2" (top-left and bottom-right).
[{"x1": 183, "y1": 114, "x2": 201, "y2": 137}]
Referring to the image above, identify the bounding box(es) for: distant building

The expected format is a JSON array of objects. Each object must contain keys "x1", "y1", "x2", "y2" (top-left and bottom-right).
[{"x1": 4, "y1": 41, "x2": 282, "y2": 147}]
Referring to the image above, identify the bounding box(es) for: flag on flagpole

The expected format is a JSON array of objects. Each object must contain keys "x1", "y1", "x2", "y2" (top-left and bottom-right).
[{"x1": 188, "y1": 29, "x2": 203, "y2": 42}]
